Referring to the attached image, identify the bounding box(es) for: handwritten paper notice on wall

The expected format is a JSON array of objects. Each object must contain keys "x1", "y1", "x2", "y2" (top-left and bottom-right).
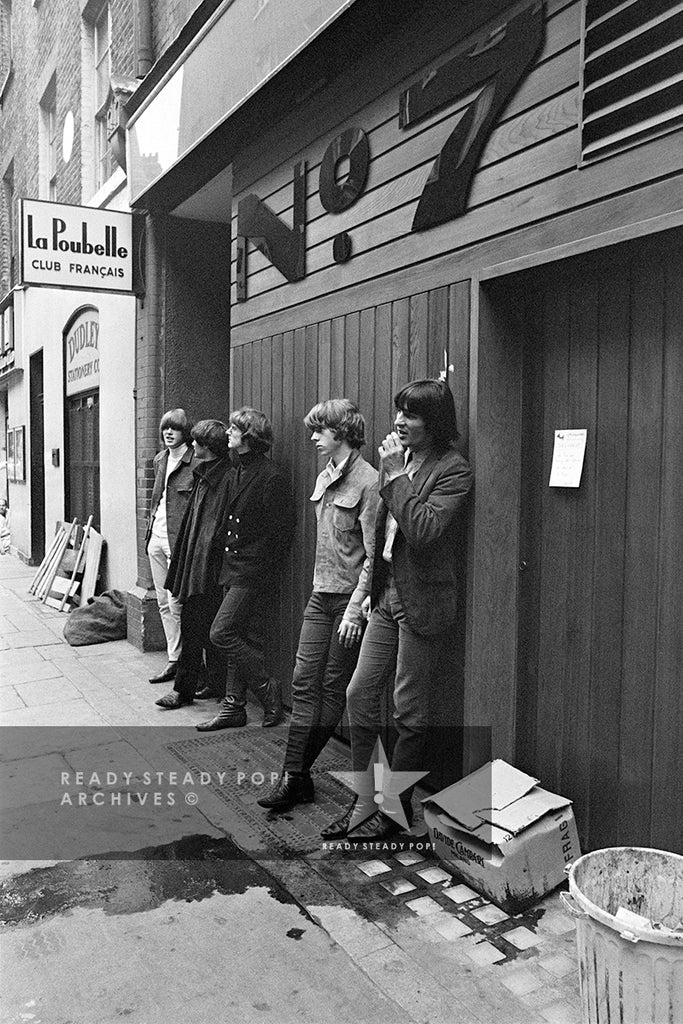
[{"x1": 549, "y1": 429, "x2": 587, "y2": 488}]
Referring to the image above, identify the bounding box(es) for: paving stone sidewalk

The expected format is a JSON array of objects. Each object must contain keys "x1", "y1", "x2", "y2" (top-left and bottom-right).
[{"x1": 0, "y1": 553, "x2": 584, "y2": 1024}]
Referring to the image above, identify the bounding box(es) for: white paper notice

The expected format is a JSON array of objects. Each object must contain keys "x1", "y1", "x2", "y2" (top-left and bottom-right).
[{"x1": 549, "y1": 429, "x2": 587, "y2": 488}]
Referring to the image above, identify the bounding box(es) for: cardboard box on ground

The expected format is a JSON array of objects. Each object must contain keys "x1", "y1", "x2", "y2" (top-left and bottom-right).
[{"x1": 423, "y1": 760, "x2": 581, "y2": 913}]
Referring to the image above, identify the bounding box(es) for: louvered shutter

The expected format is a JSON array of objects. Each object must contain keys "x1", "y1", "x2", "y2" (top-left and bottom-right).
[{"x1": 582, "y1": 0, "x2": 683, "y2": 161}]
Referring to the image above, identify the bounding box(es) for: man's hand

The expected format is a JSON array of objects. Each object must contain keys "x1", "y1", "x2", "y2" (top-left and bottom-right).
[
  {"x1": 338, "y1": 617, "x2": 363, "y2": 648},
  {"x1": 378, "y1": 432, "x2": 405, "y2": 481}
]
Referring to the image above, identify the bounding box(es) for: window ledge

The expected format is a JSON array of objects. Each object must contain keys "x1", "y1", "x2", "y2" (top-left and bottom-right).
[{"x1": 87, "y1": 166, "x2": 127, "y2": 209}]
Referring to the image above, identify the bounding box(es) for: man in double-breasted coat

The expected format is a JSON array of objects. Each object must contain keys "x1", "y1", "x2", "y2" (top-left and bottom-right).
[{"x1": 197, "y1": 407, "x2": 296, "y2": 731}]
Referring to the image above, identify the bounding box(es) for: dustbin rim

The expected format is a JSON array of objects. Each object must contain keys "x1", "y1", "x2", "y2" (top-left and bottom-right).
[{"x1": 568, "y1": 847, "x2": 683, "y2": 947}]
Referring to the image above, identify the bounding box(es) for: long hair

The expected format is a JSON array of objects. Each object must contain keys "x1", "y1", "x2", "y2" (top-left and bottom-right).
[
  {"x1": 229, "y1": 407, "x2": 273, "y2": 453},
  {"x1": 191, "y1": 419, "x2": 229, "y2": 456},
  {"x1": 394, "y1": 379, "x2": 458, "y2": 452},
  {"x1": 304, "y1": 399, "x2": 365, "y2": 449},
  {"x1": 159, "y1": 408, "x2": 193, "y2": 446}
]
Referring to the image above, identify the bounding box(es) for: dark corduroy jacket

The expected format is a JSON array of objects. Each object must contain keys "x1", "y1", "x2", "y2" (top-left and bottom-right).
[
  {"x1": 145, "y1": 446, "x2": 196, "y2": 553},
  {"x1": 165, "y1": 456, "x2": 233, "y2": 602}
]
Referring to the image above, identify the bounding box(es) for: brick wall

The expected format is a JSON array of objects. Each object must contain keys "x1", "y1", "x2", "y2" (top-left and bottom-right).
[
  {"x1": 0, "y1": 0, "x2": 138, "y2": 296},
  {"x1": 150, "y1": 0, "x2": 204, "y2": 60}
]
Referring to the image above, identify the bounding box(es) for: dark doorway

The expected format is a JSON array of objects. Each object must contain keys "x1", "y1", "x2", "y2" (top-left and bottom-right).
[
  {"x1": 29, "y1": 351, "x2": 45, "y2": 564},
  {"x1": 66, "y1": 390, "x2": 100, "y2": 530},
  {"x1": 514, "y1": 231, "x2": 683, "y2": 852}
]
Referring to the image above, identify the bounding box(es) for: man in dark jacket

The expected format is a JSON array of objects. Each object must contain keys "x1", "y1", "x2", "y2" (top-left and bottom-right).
[
  {"x1": 155, "y1": 420, "x2": 232, "y2": 710},
  {"x1": 321, "y1": 380, "x2": 473, "y2": 841},
  {"x1": 196, "y1": 408, "x2": 295, "y2": 731}
]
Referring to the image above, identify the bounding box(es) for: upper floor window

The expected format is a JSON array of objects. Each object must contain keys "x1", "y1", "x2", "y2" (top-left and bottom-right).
[
  {"x1": 40, "y1": 76, "x2": 58, "y2": 200},
  {"x1": 582, "y1": 0, "x2": 683, "y2": 162},
  {"x1": 93, "y1": 4, "x2": 115, "y2": 189}
]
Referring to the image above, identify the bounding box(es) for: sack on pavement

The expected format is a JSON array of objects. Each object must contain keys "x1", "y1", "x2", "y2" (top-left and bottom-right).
[{"x1": 63, "y1": 590, "x2": 127, "y2": 646}]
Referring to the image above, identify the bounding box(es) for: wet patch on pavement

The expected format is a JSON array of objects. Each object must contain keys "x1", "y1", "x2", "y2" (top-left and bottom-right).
[{"x1": 0, "y1": 833, "x2": 307, "y2": 926}]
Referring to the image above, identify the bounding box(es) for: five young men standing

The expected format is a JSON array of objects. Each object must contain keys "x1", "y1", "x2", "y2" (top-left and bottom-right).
[{"x1": 150, "y1": 380, "x2": 472, "y2": 838}]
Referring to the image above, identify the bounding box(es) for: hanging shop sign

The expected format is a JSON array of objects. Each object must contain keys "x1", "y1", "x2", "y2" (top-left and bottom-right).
[
  {"x1": 236, "y1": 0, "x2": 543, "y2": 301},
  {"x1": 64, "y1": 307, "x2": 100, "y2": 397},
  {"x1": 21, "y1": 199, "x2": 133, "y2": 293}
]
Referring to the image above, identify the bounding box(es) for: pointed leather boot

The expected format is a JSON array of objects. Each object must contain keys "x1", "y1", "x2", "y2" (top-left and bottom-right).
[
  {"x1": 257, "y1": 772, "x2": 314, "y2": 810},
  {"x1": 254, "y1": 677, "x2": 283, "y2": 728},
  {"x1": 195, "y1": 697, "x2": 247, "y2": 731},
  {"x1": 320, "y1": 796, "x2": 358, "y2": 840},
  {"x1": 346, "y1": 810, "x2": 402, "y2": 841}
]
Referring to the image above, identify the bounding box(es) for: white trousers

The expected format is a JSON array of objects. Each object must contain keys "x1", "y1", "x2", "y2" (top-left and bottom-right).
[{"x1": 147, "y1": 532, "x2": 182, "y2": 662}]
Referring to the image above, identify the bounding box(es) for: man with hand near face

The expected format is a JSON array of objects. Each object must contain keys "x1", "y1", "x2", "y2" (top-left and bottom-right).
[{"x1": 321, "y1": 379, "x2": 473, "y2": 842}]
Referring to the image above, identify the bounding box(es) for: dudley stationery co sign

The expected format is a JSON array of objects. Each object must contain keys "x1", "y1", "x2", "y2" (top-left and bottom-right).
[{"x1": 21, "y1": 199, "x2": 133, "y2": 293}]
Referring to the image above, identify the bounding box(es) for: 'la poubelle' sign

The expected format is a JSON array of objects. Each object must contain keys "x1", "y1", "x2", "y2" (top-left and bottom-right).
[{"x1": 21, "y1": 199, "x2": 133, "y2": 292}]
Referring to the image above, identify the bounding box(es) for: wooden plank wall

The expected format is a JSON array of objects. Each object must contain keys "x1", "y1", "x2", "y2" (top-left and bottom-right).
[
  {"x1": 230, "y1": 281, "x2": 471, "y2": 755},
  {"x1": 231, "y1": 0, "x2": 683, "y2": 338},
  {"x1": 232, "y1": 0, "x2": 583, "y2": 327}
]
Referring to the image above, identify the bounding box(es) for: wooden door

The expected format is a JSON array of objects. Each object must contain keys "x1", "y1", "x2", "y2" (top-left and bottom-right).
[
  {"x1": 29, "y1": 351, "x2": 45, "y2": 563},
  {"x1": 66, "y1": 390, "x2": 100, "y2": 531},
  {"x1": 516, "y1": 231, "x2": 683, "y2": 852}
]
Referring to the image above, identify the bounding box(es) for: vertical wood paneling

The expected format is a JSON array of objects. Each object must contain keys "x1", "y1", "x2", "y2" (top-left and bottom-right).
[
  {"x1": 318, "y1": 320, "x2": 331, "y2": 400},
  {"x1": 358, "y1": 307, "x2": 375, "y2": 440},
  {"x1": 535, "y1": 281, "x2": 571, "y2": 794},
  {"x1": 231, "y1": 345, "x2": 244, "y2": 408},
  {"x1": 409, "y1": 292, "x2": 429, "y2": 380},
  {"x1": 428, "y1": 286, "x2": 449, "y2": 378},
  {"x1": 562, "y1": 267, "x2": 599, "y2": 825},
  {"x1": 391, "y1": 297, "x2": 410, "y2": 406},
  {"x1": 466, "y1": 284, "x2": 521, "y2": 764},
  {"x1": 242, "y1": 341, "x2": 253, "y2": 405},
  {"x1": 261, "y1": 336, "x2": 273, "y2": 424},
  {"x1": 344, "y1": 311, "x2": 360, "y2": 403},
  {"x1": 373, "y1": 303, "x2": 393, "y2": 455},
  {"x1": 512, "y1": 232, "x2": 683, "y2": 851},
  {"x1": 652, "y1": 248, "x2": 683, "y2": 852},
  {"x1": 330, "y1": 316, "x2": 345, "y2": 396},
  {"x1": 251, "y1": 340, "x2": 262, "y2": 409},
  {"x1": 618, "y1": 251, "x2": 665, "y2": 847},
  {"x1": 587, "y1": 256, "x2": 629, "y2": 850},
  {"x1": 449, "y1": 281, "x2": 471, "y2": 453},
  {"x1": 515, "y1": 287, "x2": 545, "y2": 776}
]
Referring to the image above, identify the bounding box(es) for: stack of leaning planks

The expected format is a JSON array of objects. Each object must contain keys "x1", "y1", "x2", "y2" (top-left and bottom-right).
[{"x1": 28, "y1": 516, "x2": 104, "y2": 610}]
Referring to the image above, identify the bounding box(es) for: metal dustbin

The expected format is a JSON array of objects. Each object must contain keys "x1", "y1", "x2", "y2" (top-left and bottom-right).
[{"x1": 564, "y1": 848, "x2": 683, "y2": 1024}]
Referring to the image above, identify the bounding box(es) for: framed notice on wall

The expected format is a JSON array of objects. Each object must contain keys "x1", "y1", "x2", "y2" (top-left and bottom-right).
[
  {"x1": 14, "y1": 427, "x2": 25, "y2": 483},
  {"x1": 6, "y1": 428, "x2": 15, "y2": 483}
]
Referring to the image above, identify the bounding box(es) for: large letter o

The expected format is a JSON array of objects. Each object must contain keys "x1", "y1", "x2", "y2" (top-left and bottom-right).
[{"x1": 319, "y1": 128, "x2": 370, "y2": 214}]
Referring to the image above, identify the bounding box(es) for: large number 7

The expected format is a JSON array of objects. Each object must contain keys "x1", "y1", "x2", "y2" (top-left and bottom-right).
[{"x1": 400, "y1": 0, "x2": 545, "y2": 232}]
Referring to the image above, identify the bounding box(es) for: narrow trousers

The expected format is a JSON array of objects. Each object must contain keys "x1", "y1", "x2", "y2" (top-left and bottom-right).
[
  {"x1": 147, "y1": 533, "x2": 182, "y2": 662},
  {"x1": 209, "y1": 584, "x2": 271, "y2": 706},
  {"x1": 173, "y1": 589, "x2": 226, "y2": 698},
  {"x1": 283, "y1": 592, "x2": 360, "y2": 773},
  {"x1": 346, "y1": 580, "x2": 439, "y2": 802}
]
